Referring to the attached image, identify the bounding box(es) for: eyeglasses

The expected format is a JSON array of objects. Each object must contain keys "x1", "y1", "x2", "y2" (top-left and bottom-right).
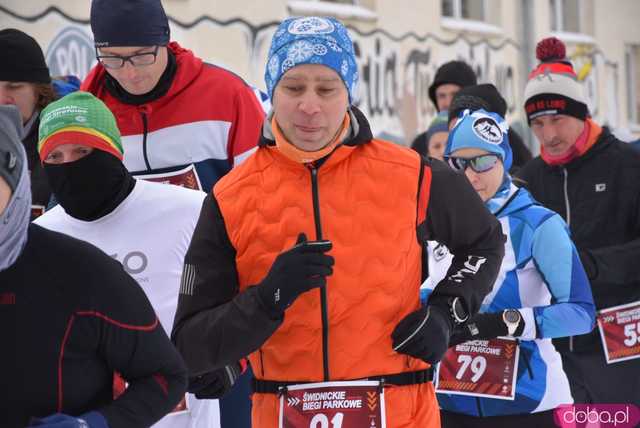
[
  {"x1": 446, "y1": 154, "x2": 500, "y2": 173},
  {"x1": 96, "y1": 46, "x2": 160, "y2": 69}
]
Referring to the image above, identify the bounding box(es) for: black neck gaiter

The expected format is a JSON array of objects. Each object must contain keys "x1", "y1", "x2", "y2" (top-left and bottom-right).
[
  {"x1": 44, "y1": 150, "x2": 135, "y2": 221},
  {"x1": 105, "y1": 49, "x2": 177, "y2": 106}
]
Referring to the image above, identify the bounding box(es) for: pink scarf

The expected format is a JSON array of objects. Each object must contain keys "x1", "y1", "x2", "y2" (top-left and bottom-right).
[{"x1": 541, "y1": 119, "x2": 602, "y2": 166}]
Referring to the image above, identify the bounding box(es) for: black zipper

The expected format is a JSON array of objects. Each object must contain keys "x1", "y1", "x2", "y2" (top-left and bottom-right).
[
  {"x1": 562, "y1": 167, "x2": 575, "y2": 352},
  {"x1": 562, "y1": 167, "x2": 571, "y2": 227},
  {"x1": 308, "y1": 163, "x2": 330, "y2": 381},
  {"x1": 492, "y1": 188, "x2": 520, "y2": 218},
  {"x1": 259, "y1": 348, "x2": 265, "y2": 378},
  {"x1": 140, "y1": 111, "x2": 152, "y2": 171}
]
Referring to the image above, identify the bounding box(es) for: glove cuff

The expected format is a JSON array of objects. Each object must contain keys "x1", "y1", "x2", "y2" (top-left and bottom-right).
[
  {"x1": 254, "y1": 284, "x2": 285, "y2": 320},
  {"x1": 426, "y1": 297, "x2": 456, "y2": 331},
  {"x1": 224, "y1": 362, "x2": 242, "y2": 387},
  {"x1": 427, "y1": 302, "x2": 454, "y2": 333}
]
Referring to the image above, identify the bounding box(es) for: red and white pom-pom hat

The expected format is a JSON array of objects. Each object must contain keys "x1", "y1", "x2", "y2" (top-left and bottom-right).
[{"x1": 523, "y1": 37, "x2": 589, "y2": 124}]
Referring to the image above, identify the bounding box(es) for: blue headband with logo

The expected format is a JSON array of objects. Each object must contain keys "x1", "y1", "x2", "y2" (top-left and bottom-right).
[
  {"x1": 445, "y1": 109, "x2": 512, "y2": 172},
  {"x1": 265, "y1": 16, "x2": 359, "y2": 103}
]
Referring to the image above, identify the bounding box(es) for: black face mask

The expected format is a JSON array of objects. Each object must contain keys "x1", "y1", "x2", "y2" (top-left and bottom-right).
[{"x1": 44, "y1": 150, "x2": 135, "y2": 221}]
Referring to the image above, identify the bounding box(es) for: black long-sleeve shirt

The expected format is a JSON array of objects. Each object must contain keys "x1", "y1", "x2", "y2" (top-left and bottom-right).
[{"x1": 0, "y1": 225, "x2": 187, "y2": 428}]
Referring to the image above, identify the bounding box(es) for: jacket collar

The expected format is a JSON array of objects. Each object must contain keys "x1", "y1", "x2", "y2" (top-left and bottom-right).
[
  {"x1": 259, "y1": 105, "x2": 373, "y2": 149},
  {"x1": 566, "y1": 127, "x2": 616, "y2": 170},
  {"x1": 104, "y1": 48, "x2": 177, "y2": 105},
  {"x1": 82, "y1": 42, "x2": 203, "y2": 109},
  {"x1": 259, "y1": 106, "x2": 374, "y2": 171},
  {"x1": 540, "y1": 125, "x2": 617, "y2": 172},
  {"x1": 488, "y1": 184, "x2": 538, "y2": 218}
]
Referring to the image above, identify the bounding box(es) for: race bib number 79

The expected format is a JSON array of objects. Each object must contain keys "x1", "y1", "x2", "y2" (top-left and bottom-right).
[
  {"x1": 436, "y1": 338, "x2": 519, "y2": 400},
  {"x1": 279, "y1": 381, "x2": 386, "y2": 428}
]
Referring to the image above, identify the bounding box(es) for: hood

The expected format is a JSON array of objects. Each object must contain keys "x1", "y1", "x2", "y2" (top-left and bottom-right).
[
  {"x1": 52, "y1": 75, "x2": 81, "y2": 98},
  {"x1": 0, "y1": 105, "x2": 31, "y2": 271}
]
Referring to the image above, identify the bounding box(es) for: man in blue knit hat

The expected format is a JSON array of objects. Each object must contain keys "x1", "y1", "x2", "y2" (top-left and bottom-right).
[{"x1": 172, "y1": 16, "x2": 505, "y2": 428}]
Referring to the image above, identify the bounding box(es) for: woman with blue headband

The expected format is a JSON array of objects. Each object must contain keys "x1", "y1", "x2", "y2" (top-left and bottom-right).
[{"x1": 426, "y1": 109, "x2": 596, "y2": 427}]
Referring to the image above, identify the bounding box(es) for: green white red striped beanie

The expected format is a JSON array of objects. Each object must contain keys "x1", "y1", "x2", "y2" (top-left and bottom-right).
[{"x1": 38, "y1": 91, "x2": 123, "y2": 161}]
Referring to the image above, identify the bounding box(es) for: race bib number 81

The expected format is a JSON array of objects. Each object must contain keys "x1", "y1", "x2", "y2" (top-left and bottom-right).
[{"x1": 279, "y1": 381, "x2": 386, "y2": 428}]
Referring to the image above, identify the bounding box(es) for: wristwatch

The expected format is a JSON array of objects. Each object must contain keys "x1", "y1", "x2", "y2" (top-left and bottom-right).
[
  {"x1": 502, "y1": 309, "x2": 522, "y2": 336},
  {"x1": 449, "y1": 297, "x2": 469, "y2": 324}
]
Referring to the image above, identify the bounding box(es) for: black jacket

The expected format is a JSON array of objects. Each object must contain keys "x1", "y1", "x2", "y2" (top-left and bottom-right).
[
  {"x1": 171, "y1": 108, "x2": 505, "y2": 376},
  {"x1": 518, "y1": 128, "x2": 640, "y2": 351},
  {"x1": 0, "y1": 225, "x2": 187, "y2": 428}
]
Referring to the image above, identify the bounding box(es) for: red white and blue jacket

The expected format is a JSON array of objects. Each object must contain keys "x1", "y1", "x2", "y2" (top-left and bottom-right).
[{"x1": 82, "y1": 42, "x2": 267, "y2": 192}]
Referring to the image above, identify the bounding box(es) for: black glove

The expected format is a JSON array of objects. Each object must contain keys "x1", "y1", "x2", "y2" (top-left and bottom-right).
[
  {"x1": 188, "y1": 362, "x2": 242, "y2": 399},
  {"x1": 257, "y1": 233, "x2": 334, "y2": 317},
  {"x1": 449, "y1": 312, "x2": 508, "y2": 347},
  {"x1": 391, "y1": 302, "x2": 453, "y2": 364}
]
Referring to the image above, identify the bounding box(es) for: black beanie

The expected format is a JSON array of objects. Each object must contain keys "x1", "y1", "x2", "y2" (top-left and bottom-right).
[
  {"x1": 448, "y1": 84, "x2": 507, "y2": 124},
  {"x1": 428, "y1": 60, "x2": 477, "y2": 110},
  {"x1": 91, "y1": 0, "x2": 171, "y2": 48},
  {"x1": 0, "y1": 29, "x2": 50, "y2": 83}
]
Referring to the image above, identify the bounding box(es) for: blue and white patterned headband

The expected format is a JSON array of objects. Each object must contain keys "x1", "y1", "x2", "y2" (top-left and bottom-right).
[{"x1": 265, "y1": 16, "x2": 359, "y2": 103}]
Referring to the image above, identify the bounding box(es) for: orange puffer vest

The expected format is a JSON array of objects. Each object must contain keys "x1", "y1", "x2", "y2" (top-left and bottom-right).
[{"x1": 214, "y1": 135, "x2": 439, "y2": 427}]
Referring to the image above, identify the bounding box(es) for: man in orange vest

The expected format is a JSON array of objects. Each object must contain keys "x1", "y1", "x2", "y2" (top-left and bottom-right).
[{"x1": 172, "y1": 17, "x2": 505, "y2": 427}]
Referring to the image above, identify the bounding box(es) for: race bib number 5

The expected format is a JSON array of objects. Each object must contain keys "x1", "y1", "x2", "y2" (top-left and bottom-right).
[
  {"x1": 436, "y1": 338, "x2": 519, "y2": 400},
  {"x1": 279, "y1": 381, "x2": 386, "y2": 428},
  {"x1": 597, "y1": 301, "x2": 640, "y2": 364}
]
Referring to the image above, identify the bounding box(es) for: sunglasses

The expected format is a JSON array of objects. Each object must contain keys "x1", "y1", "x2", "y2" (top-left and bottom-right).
[{"x1": 446, "y1": 154, "x2": 500, "y2": 173}]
